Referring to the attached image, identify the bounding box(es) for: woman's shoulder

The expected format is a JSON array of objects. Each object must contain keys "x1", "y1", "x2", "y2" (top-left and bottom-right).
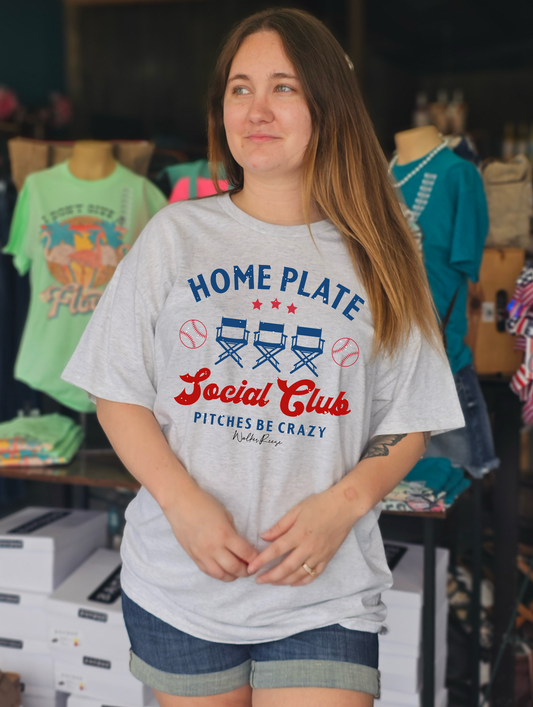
[{"x1": 150, "y1": 193, "x2": 226, "y2": 231}]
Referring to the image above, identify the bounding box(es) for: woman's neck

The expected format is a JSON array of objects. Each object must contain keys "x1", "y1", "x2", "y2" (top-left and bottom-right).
[
  {"x1": 230, "y1": 172, "x2": 323, "y2": 225},
  {"x1": 394, "y1": 126, "x2": 442, "y2": 166},
  {"x1": 68, "y1": 140, "x2": 117, "y2": 180}
]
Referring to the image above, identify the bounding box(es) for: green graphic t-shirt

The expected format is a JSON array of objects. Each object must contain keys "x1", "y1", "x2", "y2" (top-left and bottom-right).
[{"x1": 2, "y1": 161, "x2": 167, "y2": 411}]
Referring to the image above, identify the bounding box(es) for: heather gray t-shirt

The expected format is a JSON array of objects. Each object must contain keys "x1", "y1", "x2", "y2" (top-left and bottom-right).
[{"x1": 62, "y1": 193, "x2": 464, "y2": 643}]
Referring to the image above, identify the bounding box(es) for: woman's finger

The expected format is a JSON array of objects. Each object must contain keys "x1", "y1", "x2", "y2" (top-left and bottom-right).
[
  {"x1": 226, "y1": 533, "x2": 260, "y2": 566},
  {"x1": 267, "y1": 558, "x2": 320, "y2": 586},
  {"x1": 256, "y1": 548, "x2": 310, "y2": 584},
  {"x1": 289, "y1": 562, "x2": 327, "y2": 586},
  {"x1": 203, "y1": 558, "x2": 239, "y2": 582},
  {"x1": 259, "y1": 506, "x2": 300, "y2": 543},
  {"x1": 215, "y1": 549, "x2": 250, "y2": 578},
  {"x1": 248, "y1": 532, "x2": 298, "y2": 576}
]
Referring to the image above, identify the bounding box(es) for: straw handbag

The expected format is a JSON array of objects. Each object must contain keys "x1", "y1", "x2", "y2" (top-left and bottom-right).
[{"x1": 482, "y1": 154, "x2": 532, "y2": 248}]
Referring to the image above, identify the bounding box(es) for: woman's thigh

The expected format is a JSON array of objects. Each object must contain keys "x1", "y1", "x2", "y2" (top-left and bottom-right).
[
  {"x1": 154, "y1": 685, "x2": 253, "y2": 707},
  {"x1": 249, "y1": 624, "x2": 379, "y2": 706},
  {"x1": 253, "y1": 687, "x2": 373, "y2": 707}
]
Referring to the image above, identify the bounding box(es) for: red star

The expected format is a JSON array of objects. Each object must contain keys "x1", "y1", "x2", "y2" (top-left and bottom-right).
[
  {"x1": 287, "y1": 303, "x2": 297, "y2": 314},
  {"x1": 271, "y1": 298, "x2": 281, "y2": 309},
  {"x1": 252, "y1": 299, "x2": 263, "y2": 310}
]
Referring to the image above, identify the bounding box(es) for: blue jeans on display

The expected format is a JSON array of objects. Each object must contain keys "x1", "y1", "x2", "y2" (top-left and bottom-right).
[{"x1": 424, "y1": 363, "x2": 499, "y2": 479}]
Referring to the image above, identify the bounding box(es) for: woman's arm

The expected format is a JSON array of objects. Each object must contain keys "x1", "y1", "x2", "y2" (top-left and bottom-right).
[
  {"x1": 96, "y1": 398, "x2": 259, "y2": 581},
  {"x1": 246, "y1": 431, "x2": 428, "y2": 585}
]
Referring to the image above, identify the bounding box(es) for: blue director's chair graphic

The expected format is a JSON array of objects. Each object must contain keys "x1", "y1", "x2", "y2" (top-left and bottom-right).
[
  {"x1": 290, "y1": 326, "x2": 324, "y2": 377},
  {"x1": 215, "y1": 317, "x2": 250, "y2": 368},
  {"x1": 252, "y1": 321, "x2": 287, "y2": 372}
]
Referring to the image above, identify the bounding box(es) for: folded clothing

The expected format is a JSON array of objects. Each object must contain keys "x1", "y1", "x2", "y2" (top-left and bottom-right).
[
  {"x1": 383, "y1": 457, "x2": 470, "y2": 513},
  {"x1": 0, "y1": 413, "x2": 83, "y2": 466}
]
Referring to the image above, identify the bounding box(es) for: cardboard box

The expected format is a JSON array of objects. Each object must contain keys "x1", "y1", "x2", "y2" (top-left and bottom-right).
[
  {"x1": 54, "y1": 653, "x2": 152, "y2": 706},
  {"x1": 378, "y1": 686, "x2": 447, "y2": 707},
  {"x1": 380, "y1": 542, "x2": 449, "y2": 647},
  {"x1": 0, "y1": 640, "x2": 54, "y2": 690},
  {"x1": 0, "y1": 508, "x2": 107, "y2": 593},
  {"x1": 0, "y1": 671, "x2": 21, "y2": 707},
  {"x1": 47, "y1": 549, "x2": 129, "y2": 662},
  {"x1": 380, "y1": 600, "x2": 448, "y2": 660},
  {"x1": 469, "y1": 247, "x2": 526, "y2": 376},
  {"x1": 0, "y1": 588, "x2": 48, "y2": 642},
  {"x1": 21, "y1": 688, "x2": 67, "y2": 707},
  {"x1": 66, "y1": 692, "x2": 157, "y2": 707},
  {"x1": 380, "y1": 644, "x2": 447, "y2": 694}
]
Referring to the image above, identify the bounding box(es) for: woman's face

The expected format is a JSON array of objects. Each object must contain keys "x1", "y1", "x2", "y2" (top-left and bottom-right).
[{"x1": 223, "y1": 31, "x2": 313, "y2": 182}]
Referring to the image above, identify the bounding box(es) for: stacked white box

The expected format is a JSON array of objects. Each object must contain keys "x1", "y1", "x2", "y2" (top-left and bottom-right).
[
  {"x1": 21, "y1": 686, "x2": 68, "y2": 707},
  {"x1": 0, "y1": 506, "x2": 107, "y2": 706},
  {"x1": 47, "y1": 549, "x2": 151, "y2": 706},
  {"x1": 0, "y1": 507, "x2": 108, "y2": 593},
  {"x1": 379, "y1": 542, "x2": 449, "y2": 705},
  {"x1": 67, "y1": 693, "x2": 157, "y2": 707}
]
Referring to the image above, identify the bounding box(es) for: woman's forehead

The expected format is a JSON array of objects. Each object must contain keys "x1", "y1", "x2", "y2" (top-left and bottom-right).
[{"x1": 229, "y1": 32, "x2": 297, "y2": 77}]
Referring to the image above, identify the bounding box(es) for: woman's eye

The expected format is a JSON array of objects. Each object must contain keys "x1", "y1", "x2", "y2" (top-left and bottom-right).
[
  {"x1": 232, "y1": 86, "x2": 250, "y2": 96},
  {"x1": 276, "y1": 84, "x2": 294, "y2": 93}
]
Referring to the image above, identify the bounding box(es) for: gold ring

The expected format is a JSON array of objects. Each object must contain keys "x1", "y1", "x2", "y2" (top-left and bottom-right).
[{"x1": 302, "y1": 563, "x2": 316, "y2": 576}]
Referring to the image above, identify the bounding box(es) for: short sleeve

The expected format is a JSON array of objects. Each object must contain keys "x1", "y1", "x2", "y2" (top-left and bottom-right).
[
  {"x1": 60, "y1": 259, "x2": 157, "y2": 409},
  {"x1": 145, "y1": 180, "x2": 168, "y2": 218},
  {"x1": 2, "y1": 180, "x2": 32, "y2": 275},
  {"x1": 449, "y1": 162, "x2": 489, "y2": 282},
  {"x1": 370, "y1": 330, "x2": 465, "y2": 438}
]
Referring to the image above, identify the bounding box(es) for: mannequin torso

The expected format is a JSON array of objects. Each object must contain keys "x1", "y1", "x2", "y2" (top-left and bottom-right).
[
  {"x1": 68, "y1": 140, "x2": 117, "y2": 180},
  {"x1": 394, "y1": 125, "x2": 442, "y2": 165}
]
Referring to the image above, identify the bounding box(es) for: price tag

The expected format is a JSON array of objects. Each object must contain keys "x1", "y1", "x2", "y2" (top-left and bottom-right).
[
  {"x1": 482, "y1": 302, "x2": 495, "y2": 323},
  {"x1": 50, "y1": 628, "x2": 82, "y2": 649},
  {"x1": 56, "y1": 671, "x2": 86, "y2": 693}
]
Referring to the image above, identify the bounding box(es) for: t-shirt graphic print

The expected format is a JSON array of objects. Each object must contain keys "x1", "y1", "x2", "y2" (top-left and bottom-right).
[
  {"x1": 174, "y1": 259, "x2": 364, "y2": 445},
  {"x1": 61, "y1": 193, "x2": 464, "y2": 643}
]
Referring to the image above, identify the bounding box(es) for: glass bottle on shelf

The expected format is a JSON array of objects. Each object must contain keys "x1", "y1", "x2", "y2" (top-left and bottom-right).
[
  {"x1": 528, "y1": 123, "x2": 533, "y2": 163},
  {"x1": 429, "y1": 89, "x2": 449, "y2": 134},
  {"x1": 502, "y1": 122, "x2": 515, "y2": 160},
  {"x1": 517, "y1": 123, "x2": 529, "y2": 157},
  {"x1": 412, "y1": 91, "x2": 431, "y2": 128},
  {"x1": 446, "y1": 89, "x2": 467, "y2": 135}
]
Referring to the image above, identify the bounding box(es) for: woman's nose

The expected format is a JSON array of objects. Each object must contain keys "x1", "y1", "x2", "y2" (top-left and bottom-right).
[{"x1": 247, "y1": 93, "x2": 274, "y2": 124}]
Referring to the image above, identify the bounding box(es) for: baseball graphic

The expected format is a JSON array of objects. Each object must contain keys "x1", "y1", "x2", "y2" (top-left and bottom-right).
[
  {"x1": 179, "y1": 319, "x2": 208, "y2": 349},
  {"x1": 331, "y1": 337, "x2": 359, "y2": 367}
]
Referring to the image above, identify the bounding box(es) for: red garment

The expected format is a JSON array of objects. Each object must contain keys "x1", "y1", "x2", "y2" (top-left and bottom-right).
[{"x1": 169, "y1": 177, "x2": 230, "y2": 203}]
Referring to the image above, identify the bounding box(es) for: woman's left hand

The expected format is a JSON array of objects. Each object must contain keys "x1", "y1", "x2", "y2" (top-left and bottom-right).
[{"x1": 246, "y1": 488, "x2": 359, "y2": 586}]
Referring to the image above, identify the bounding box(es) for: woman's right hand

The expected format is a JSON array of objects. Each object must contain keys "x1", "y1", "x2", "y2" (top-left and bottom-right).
[{"x1": 163, "y1": 484, "x2": 259, "y2": 582}]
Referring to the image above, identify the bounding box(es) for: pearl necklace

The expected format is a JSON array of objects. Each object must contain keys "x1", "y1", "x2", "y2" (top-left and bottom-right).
[{"x1": 389, "y1": 138, "x2": 450, "y2": 188}]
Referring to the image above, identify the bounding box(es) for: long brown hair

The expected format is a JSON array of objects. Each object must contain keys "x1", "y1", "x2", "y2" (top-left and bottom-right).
[{"x1": 207, "y1": 8, "x2": 441, "y2": 356}]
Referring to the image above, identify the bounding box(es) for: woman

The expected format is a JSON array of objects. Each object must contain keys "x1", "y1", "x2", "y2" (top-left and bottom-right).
[{"x1": 62, "y1": 8, "x2": 463, "y2": 707}]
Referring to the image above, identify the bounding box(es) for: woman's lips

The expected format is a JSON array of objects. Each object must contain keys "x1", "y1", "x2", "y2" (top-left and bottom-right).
[{"x1": 247, "y1": 135, "x2": 278, "y2": 142}]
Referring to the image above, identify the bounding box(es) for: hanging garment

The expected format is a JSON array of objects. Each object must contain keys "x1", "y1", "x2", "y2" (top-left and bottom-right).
[
  {"x1": 423, "y1": 363, "x2": 499, "y2": 478},
  {"x1": 392, "y1": 147, "x2": 489, "y2": 375},
  {"x1": 159, "y1": 160, "x2": 229, "y2": 203},
  {"x1": 2, "y1": 162, "x2": 167, "y2": 412},
  {"x1": 393, "y1": 147, "x2": 498, "y2": 478},
  {"x1": 0, "y1": 179, "x2": 41, "y2": 422},
  {"x1": 506, "y1": 264, "x2": 533, "y2": 423}
]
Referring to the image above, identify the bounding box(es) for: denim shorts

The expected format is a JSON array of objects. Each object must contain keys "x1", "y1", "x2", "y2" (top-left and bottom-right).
[
  {"x1": 121, "y1": 590, "x2": 380, "y2": 698},
  {"x1": 424, "y1": 363, "x2": 500, "y2": 479}
]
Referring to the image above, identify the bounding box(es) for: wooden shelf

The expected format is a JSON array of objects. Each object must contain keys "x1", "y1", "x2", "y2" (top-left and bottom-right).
[{"x1": 0, "y1": 450, "x2": 139, "y2": 490}]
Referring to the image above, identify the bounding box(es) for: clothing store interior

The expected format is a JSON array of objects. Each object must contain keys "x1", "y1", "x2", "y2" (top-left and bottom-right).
[{"x1": 0, "y1": 1, "x2": 532, "y2": 706}]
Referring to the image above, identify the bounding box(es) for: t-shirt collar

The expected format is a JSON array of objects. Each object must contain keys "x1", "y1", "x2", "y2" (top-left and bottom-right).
[{"x1": 217, "y1": 192, "x2": 337, "y2": 238}]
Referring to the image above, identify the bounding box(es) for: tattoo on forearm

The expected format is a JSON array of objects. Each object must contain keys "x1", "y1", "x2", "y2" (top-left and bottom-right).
[
  {"x1": 361, "y1": 434, "x2": 407, "y2": 459},
  {"x1": 423, "y1": 431, "x2": 431, "y2": 447}
]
